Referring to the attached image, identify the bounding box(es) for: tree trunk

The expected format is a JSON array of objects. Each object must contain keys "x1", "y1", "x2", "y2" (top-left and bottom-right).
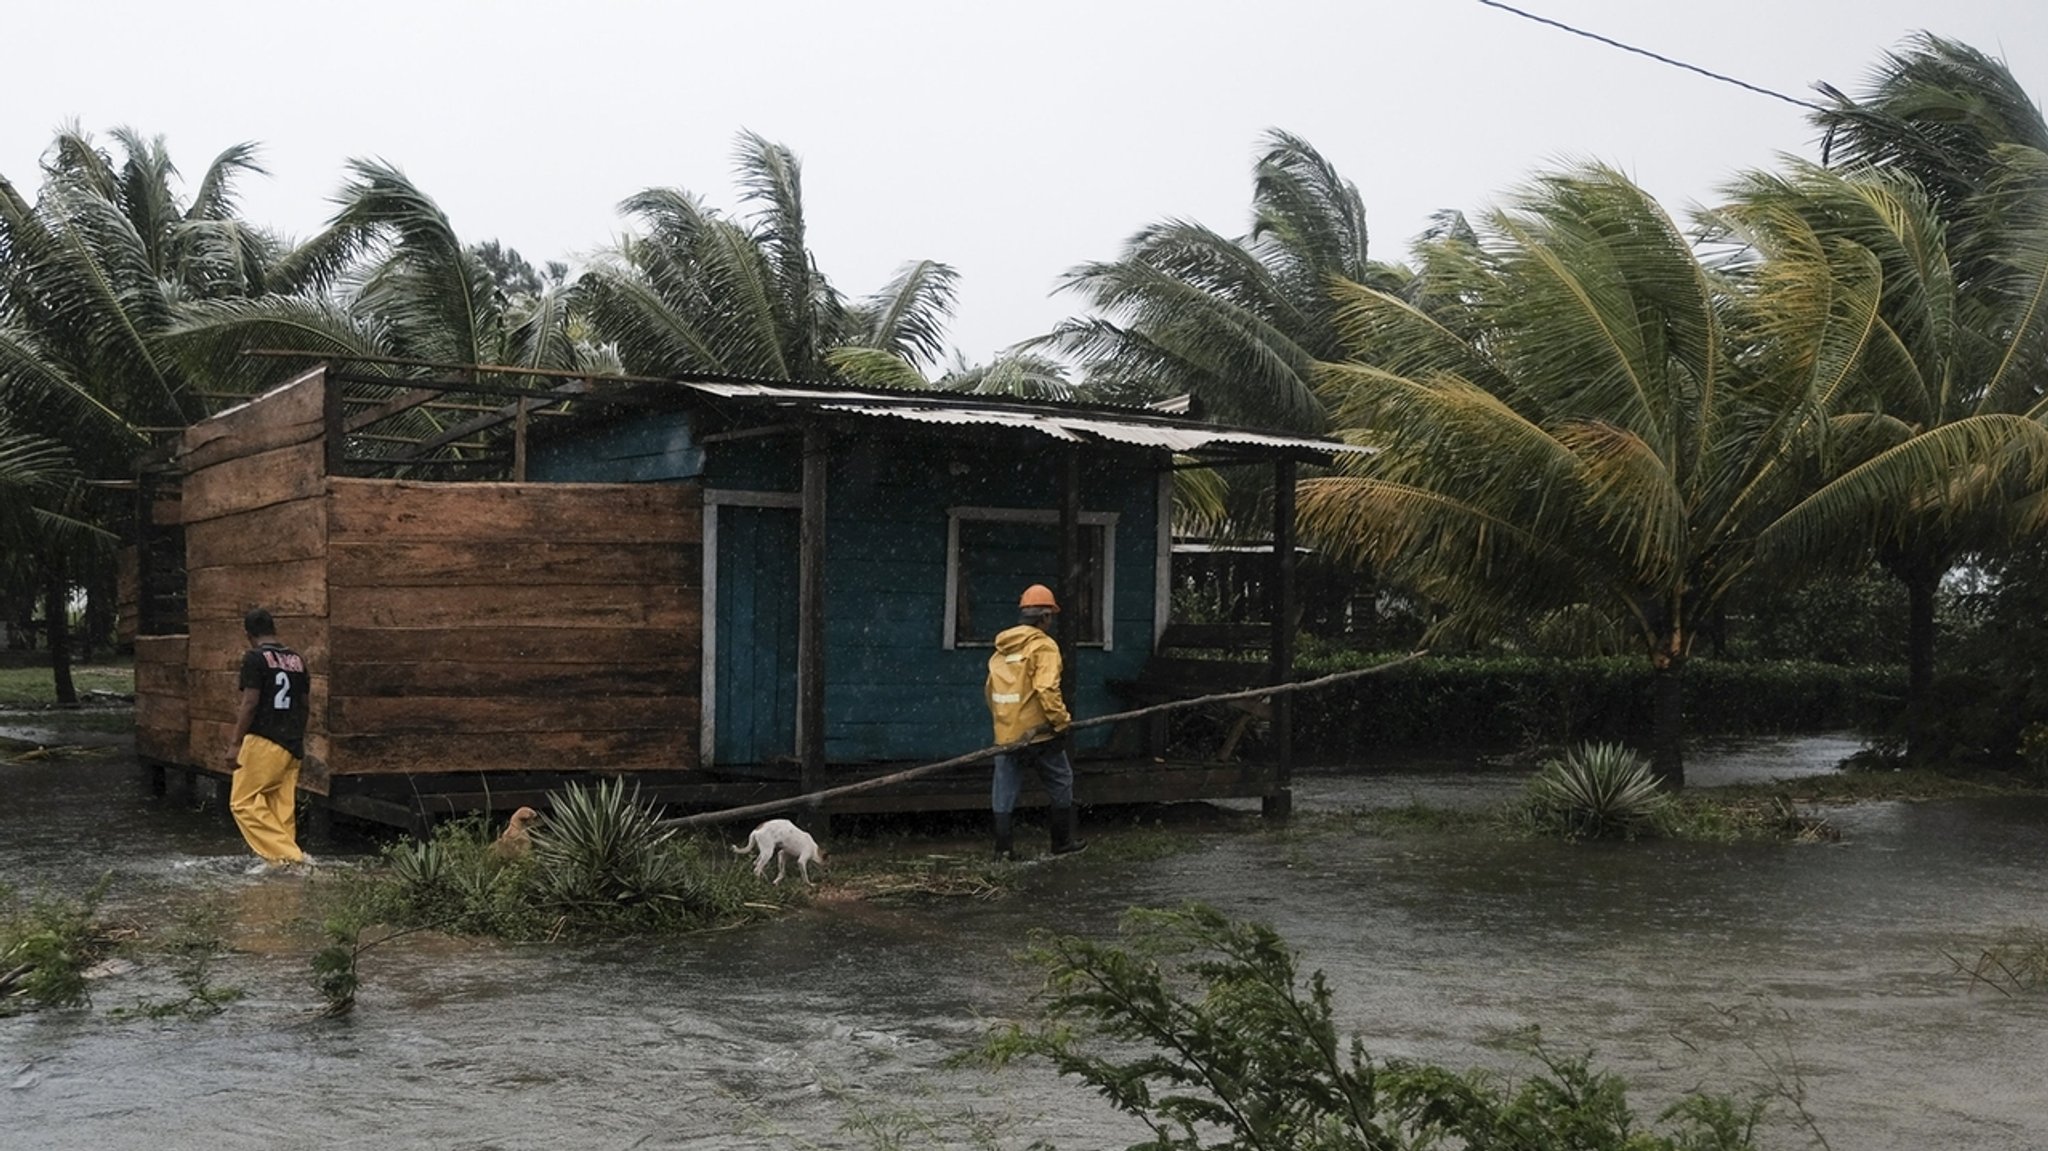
[
  {"x1": 1649, "y1": 660, "x2": 1685, "y2": 789},
  {"x1": 81, "y1": 555, "x2": 115, "y2": 662},
  {"x1": 44, "y1": 564, "x2": 76, "y2": 707},
  {"x1": 1904, "y1": 567, "x2": 1939, "y2": 764}
]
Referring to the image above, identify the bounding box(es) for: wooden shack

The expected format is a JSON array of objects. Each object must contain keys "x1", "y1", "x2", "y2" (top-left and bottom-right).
[{"x1": 128, "y1": 361, "x2": 1345, "y2": 829}]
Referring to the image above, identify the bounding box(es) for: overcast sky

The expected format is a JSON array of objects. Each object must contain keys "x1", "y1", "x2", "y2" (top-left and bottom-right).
[{"x1": 7, "y1": 1, "x2": 2046, "y2": 365}]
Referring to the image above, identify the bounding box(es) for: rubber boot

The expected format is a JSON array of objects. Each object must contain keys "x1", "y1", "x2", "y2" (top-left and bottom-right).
[
  {"x1": 1049, "y1": 804, "x2": 1087, "y2": 855},
  {"x1": 992, "y1": 811, "x2": 1015, "y2": 861}
]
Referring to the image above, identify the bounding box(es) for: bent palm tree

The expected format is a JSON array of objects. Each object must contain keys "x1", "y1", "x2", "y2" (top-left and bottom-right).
[
  {"x1": 1048, "y1": 129, "x2": 1405, "y2": 431},
  {"x1": 585, "y1": 132, "x2": 959, "y2": 382},
  {"x1": 0, "y1": 127, "x2": 276, "y2": 697},
  {"x1": 1714, "y1": 157, "x2": 2048, "y2": 757},
  {"x1": 1803, "y1": 35, "x2": 2048, "y2": 755},
  {"x1": 1299, "y1": 165, "x2": 1887, "y2": 786},
  {"x1": 170, "y1": 157, "x2": 595, "y2": 395}
]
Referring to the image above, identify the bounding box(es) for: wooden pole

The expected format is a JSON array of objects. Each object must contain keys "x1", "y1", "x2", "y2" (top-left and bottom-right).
[
  {"x1": 134, "y1": 468, "x2": 156, "y2": 637},
  {"x1": 512, "y1": 398, "x2": 530, "y2": 482},
  {"x1": 1265, "y1": 458, "x2": 1298, "y2": 822},
  {"x1": 659, "y1": 649, "x2": 1425, "y2": 829},
  {"x1": 320, "y1": 366, "x2": 347, "y2": 477},
  {"x1": 1057, "y1": 446, "x2": 1081, "y2": 700},
  {"x1": 796, "y1": 423, "x2": 829, "y2": 799}
]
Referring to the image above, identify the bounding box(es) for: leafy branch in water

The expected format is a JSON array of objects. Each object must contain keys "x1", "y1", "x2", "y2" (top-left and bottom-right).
[
  {"x1": 0, "y1": 875, "x2": 115, "y2": 1014},
  {"x1": 980, "y1": 904, "x2": 1769, "y2": 1150}
]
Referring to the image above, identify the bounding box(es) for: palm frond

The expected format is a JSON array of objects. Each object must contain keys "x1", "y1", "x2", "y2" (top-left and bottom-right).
[
  {"x1": 1757, "y1": 413, "x2": 2048, "y2": 562},
  {"x1": 851, "y1": 259, "x2": 959, "y2": 368},
  {"x1": 941, "y1": 350, "x2": 1075, "y2": 400},
  {"x1": 824, "y1": 346, "x2": 930, "y2": 390},
  {"x1": 184, "y1": 140, "x2": 265, "y2": 222}
]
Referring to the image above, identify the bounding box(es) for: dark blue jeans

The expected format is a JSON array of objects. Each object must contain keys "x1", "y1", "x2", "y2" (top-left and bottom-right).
[{"x1": 991, "y1": 742, "x2": 1074, "y2": 814}]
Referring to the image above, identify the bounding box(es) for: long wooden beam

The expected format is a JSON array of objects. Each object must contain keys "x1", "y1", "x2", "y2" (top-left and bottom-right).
[
  {"x1": 660, "y1": 650, "x2": 1425, "y2": 829},
  {"x1": 343, "y1": 385, "x2": 449, "y2": 434},
  {"x1": 242, "y1": 348, "x2": 680, "y2": 385}
]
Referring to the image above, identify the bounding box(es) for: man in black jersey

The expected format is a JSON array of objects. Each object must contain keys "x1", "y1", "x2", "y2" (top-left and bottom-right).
[{"x1": 225, "y1": 607, "x2": 311, "y2": 865}]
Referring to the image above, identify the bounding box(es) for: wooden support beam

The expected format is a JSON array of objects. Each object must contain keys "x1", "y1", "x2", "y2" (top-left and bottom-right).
[
  {"x1": 344, "y1": 454, "x2": 509, "y2": 468},
  {"x1": 349, "y1": 432, "x2": 495, "y2": 450},
  {"x1": 1057, "y1": 446, "x2": 1082, "y2": 701},
  {"x1": 378, "y1": 379, "x2": 588, "y2": 465},
  {"x1": 322, "y1": 366, "x2": 346, "y2": 476},
  {"x1": 513, "y1": 398, "x2": 529, "y2": 482},
  {"x1": 796, "y1": 423, "x2": 829, "y2": 801},
  {"x1": 343, "y1": 385, "x2": 449, "y2": 434},
  {"x1": 243, "y1": 348, "x2": 679, "y2": 385},
  {"x1": 1264, "y1": 457, "x2": 1298, "y2": 823}
]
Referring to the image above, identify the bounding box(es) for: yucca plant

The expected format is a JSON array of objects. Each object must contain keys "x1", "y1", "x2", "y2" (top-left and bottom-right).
[
  {"x1": 527, "y1": 779, "x2": 695, "y2": 926},
  {"x1": 1524, "y1": 742, "x2": 1668, "y2": 840}
]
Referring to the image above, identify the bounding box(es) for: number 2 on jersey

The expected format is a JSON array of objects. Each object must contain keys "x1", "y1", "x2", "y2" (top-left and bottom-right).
[{"x1": 273, "y1": 670, "x2": 292, "y2": 710}]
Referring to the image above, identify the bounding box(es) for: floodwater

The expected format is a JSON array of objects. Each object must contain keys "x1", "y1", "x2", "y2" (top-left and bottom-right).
[{"x1": 3, "y1": 727, "x2": 2046, "y2": 1150}]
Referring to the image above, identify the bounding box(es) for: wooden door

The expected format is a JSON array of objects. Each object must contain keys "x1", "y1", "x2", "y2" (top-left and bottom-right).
[{"x1": 713, "y1": 505, "x2": 800, "y2": 767}]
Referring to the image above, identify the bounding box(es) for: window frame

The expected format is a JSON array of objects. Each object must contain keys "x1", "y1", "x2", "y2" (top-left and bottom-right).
[{"x1": 943, "y1": 505, "x2": 1118, "y2": 651}]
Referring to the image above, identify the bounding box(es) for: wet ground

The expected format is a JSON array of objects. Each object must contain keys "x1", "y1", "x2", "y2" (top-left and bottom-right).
[{"x1": 4, "y1": 726, "x2": 2046, "y2": 1149}]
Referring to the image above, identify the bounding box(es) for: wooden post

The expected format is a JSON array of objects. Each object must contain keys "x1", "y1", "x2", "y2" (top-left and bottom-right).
[
  {"x1": 1264, "y1": 457, "x2": 1297, "y2": 822},
  {"x1": 320, "y1": 366, "x2": 346, "y2": 477},
  {"x1": 512, "y1": 398, "x2": 530, "y2": 482},
  {"x1": 797, "y1": 423, "x2": 829, "y2": 805},
  {"x1": 134, "y1": 469, "x2": 156, "y2": 637},
  {"x1": 1057, "y1": 447, "x2": 1082, "y2": 702}
]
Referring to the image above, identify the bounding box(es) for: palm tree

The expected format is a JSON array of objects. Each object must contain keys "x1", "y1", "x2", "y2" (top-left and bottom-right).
[
  {"x1": 1801, "y1": 36, "x2": 2048, "y2": 756},
  {"x1": 584, "y1": 132, "x2": 959, "y2": 382},
  {"x1": 0, "y1": 127, "x2": 272, "y2": 467},
  {"x1": 170, "y1": 158, "x2": 598, "y2": 395},
  {"x1": 1711, "y1": 156, "x2": 2048, "y2": 758},
  {"x1": 1297, "y1": 165, "x2": 1892, "y2": 786},
  {"x1": 0, "y1": 127, "x2": 275, "y2": 694},
  {"x1": 1047, "y1": 130, "x2": 1406, "y2": 432}
]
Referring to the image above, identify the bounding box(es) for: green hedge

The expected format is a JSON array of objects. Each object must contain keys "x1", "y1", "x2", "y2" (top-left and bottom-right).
[{"x1": 1286, "y1": 653, "x2": 1902, "y2": 753}]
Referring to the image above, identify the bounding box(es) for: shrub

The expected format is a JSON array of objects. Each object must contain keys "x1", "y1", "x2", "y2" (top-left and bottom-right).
[
  {"x1": 982, "y1": 905, "x2": 1764, "y2": 1150},
  {"x1": 1521, "y1": 742, "x2": 1667, "y2": 840},
  {"x1": 1287, "y1": 652, "x2": 1900, "y2": 754},
  {"x1": 332, "y1": 780, "x2": 766, "y2": 945}
]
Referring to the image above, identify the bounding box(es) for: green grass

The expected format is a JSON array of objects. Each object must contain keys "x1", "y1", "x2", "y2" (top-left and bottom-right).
[{"x1": 0, "y1": 661, "x2": 133, "y2": 708}]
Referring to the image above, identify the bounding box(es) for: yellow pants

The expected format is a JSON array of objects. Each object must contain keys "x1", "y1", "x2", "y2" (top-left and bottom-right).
[{"x1": 231, "y1": 735, "x2": 305, "y2": 863}]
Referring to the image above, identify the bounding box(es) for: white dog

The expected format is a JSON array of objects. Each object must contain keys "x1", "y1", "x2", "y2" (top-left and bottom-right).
[{"x1": 733, "y1": 818, "x2": 827, "y2": 885}]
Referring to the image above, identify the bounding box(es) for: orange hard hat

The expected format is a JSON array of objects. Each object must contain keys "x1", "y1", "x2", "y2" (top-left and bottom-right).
[{"x1": 1019, "y1": 584, "x2": 1061, "y2": 612}]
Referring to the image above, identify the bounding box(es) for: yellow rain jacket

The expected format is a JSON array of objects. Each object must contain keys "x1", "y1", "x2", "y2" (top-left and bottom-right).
[{"x1": 986, "y1": 624, "x2": 1070, "y2": 744}]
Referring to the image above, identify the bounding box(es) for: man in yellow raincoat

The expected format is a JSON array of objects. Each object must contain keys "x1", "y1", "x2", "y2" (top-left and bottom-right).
[{"x1": 985, "y1": 583, "x2": 1086, "y2": 860}]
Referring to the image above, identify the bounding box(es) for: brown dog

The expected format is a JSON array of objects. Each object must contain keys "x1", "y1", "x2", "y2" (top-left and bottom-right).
[{"x1": 492, "y1": 806, "x2": 541, "y2": 859}]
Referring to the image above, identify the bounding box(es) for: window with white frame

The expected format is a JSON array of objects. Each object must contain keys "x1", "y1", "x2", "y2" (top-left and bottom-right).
[{"x1": 945, "y1": 507, "x2": 1116, "y2": 649}]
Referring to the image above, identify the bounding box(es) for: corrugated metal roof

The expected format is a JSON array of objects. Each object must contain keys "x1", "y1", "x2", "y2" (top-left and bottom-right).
[{"x1": 685, "y1": 381, "x2": 1364, "y2": 457}]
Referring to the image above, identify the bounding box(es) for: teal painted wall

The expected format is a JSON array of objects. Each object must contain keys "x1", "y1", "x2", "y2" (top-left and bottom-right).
[
  {"x1": 527, "y1": 412, "x2": 703, "y2": 482},
  {"x1": 806, "y1": 435, "x2": 1160, "y2": 764},
  {"x1": 524, "y1": 409, "x2": 1164, "y2": 767}
]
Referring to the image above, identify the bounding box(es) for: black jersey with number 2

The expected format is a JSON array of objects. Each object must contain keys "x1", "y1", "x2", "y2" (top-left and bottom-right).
[{"x1": 239, "y1": 642, "x2": 311, "y2": 758}]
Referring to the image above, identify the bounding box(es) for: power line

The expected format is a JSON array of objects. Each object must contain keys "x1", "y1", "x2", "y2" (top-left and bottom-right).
[{"x1": 1476, "y1": 0, "x2": 1831, "y2": 113}]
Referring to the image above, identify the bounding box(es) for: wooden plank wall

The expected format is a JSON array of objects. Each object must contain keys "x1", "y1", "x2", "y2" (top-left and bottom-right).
[
  {"x1": 133, "y1": 635, "x2": 189, "y2": 762},
  {"x1": 178, "y1": 370, "x2": 332, "y2": 791},
  {"x1": 324, "y1": 478, "x2": 702, "y2": 776}
]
